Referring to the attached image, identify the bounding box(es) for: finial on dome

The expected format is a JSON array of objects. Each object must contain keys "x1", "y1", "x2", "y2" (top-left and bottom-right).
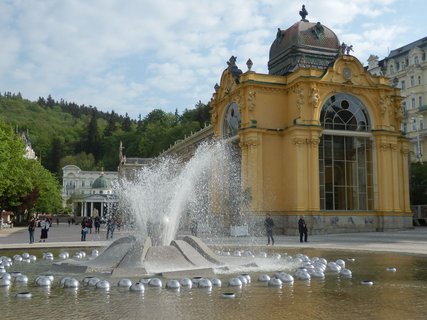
[{"x1": 299, "y1": 5, "x2": 308, "y2": 22}]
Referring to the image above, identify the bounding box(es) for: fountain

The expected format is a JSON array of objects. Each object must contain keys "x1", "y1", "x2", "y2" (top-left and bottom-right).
[
  {"x1": 1, "y1": 141, "x2": 426, "y2": 320},
  {"x1": 52, "y1": 141, "x2": 256, "y2": 276}
]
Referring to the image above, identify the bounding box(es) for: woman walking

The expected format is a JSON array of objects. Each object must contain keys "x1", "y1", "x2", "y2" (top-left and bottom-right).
[{"x1": 39, "y1": 218, "x2": 50, "y2": 242}]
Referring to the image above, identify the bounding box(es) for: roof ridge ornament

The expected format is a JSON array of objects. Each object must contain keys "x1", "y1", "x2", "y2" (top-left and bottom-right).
[{"x1": 299, "y1": 4, "x2": 308, "y2": 22}]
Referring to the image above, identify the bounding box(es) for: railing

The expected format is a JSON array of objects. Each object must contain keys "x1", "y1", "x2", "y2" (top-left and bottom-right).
[{"x1": 160, "y1": 124, "x2": 214, "y2": 157}]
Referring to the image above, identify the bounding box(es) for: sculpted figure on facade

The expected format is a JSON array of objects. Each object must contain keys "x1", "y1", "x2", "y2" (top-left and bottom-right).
[
  {"x1": 310, "y1": 84, "x2": 320, "y2": 109},
  {"x1": 248, "y1": 91, "x2": 256, "y2": 112},
  {"x1": 379, "y1": 94, "x2": 391, "y2": 117},
  {"x1": 293, "y1": 84, "x2": 304, "y2": 115}
]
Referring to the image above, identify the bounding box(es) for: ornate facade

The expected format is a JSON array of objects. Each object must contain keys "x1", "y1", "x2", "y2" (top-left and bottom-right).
[
  {"x1": 367, "y1": 37, "x2": 427, "y2": 163},
  {"x1": 210, "y1": 8, "x2": 412, "y2": 234},
  {"x1": 62, "y1": 165, "x2": 118, "y2": 218}
]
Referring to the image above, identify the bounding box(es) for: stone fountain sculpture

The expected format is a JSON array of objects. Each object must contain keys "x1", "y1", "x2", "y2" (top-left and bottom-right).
[{"x1": 52, "y1": 141, "x2": 255, "y2": 277}]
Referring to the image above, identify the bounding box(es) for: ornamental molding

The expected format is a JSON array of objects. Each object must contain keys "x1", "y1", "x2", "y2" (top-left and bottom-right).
[
  {"x1": 400, "y1": 147, "x2": 410, "y2": 155},
  {"x1": 292, "y1": 84, "x2": 304, "y2": 115},
  {"x1": 240, "y1": 136, "x2": 260, "y2": 148},
  {"x1": 292, "y1": 137, "x2": 320, "y2": 147},
  {"x1": 247, "y1": 86, "x2": 288, "y2": 94},
  {"x1": 211, "y1": 110, "x2": 218, "y2": 128},
  {"x1": 379, "y1": 94, "x2": 391, "y2": 117},
  {"x1": 248, "y1": 91, "x2": 256, "y2": 112},
  {"x1": 394, "y1": 99, "x2": 404, "y2": 122},
  {"x1": 379, "y1": 142, "x2": 398, "y2": 151},
  {"x1": 233, "y1": 94, "x2": 242, "y2": 108}
]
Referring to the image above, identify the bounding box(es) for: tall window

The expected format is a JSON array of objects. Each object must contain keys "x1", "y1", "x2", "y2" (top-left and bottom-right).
[
  {"x1": 411, "y1": 75, "x2": 414, "y2": 87},
  {"x1": 319, "y1": 93, "x2": 373, "y2": 211},
  {"x1": 401, "y1": 80, "x2": 405, "y2": 90},
  {"x1": 419, "y1": 96, "x2": 423, "y2": 108}
]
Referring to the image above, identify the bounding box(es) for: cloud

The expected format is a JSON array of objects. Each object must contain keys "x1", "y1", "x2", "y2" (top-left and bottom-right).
[{"x1": 0, "y1": 0, "x2": 425, "y2": 118}]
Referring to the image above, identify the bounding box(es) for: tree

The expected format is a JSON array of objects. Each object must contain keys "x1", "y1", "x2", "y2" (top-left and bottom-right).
[
  {"x1": 104, "y1": 111, "x2": 118, "y2": 136},
  {"x1": 46, "y1": 137, "x2": 64, "y2": 175},
  {"x1": 122, "y1": 112, "x2": 132, "y2": 132},
  {"x1": 83, "y1": 110, "x2": 101, "y2": 161},
  {"x1": 26, "y1": 160, "x2": 63, "y2": 213},
  {"x1": 0, "y1": 121, "x2": 62, "y2": 221},
  {"x1": 60, "y1": 152, "x2": 96, "y2": 171},
  {"x1": 410, "y1": 162, "x2": 427, "y2": 205},
  {"x1": 0, "y1": 122, "x2": 32, "y2": 209}
]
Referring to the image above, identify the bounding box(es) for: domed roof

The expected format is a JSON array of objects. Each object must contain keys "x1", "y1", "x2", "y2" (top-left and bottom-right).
[
  {"x1": 268, "y1": 6, "x2": 340, "y2": 75},
  {"x1": 92, "y1": 173, "x2": 110, "y2": 189}
]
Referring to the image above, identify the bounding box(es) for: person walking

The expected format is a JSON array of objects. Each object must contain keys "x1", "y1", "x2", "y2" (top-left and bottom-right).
[
  {"x1": 39, "y1": 218, "x2": 50, "y2": 242},
  {"x1": 264, "y1": 213, "x2": 275, "y2": 246},
  {"x1": 106, "y1": 218, "x2": 115, "y2": 240},
  {"x1": 94, "y1": 216, "x2": 101, "y2": 234},
  {"x1": 28, "y1": 217, "x2": 36, "y2": 244},
  {"x1": 87, "y1": 217, "x2": 93, "y2": 234},
  {"x1": 81, "y1": 217, "x2": 88, "y2": 241},
  {"x1": 298, "y1": 216, "x2": 308, "y2": 243}
]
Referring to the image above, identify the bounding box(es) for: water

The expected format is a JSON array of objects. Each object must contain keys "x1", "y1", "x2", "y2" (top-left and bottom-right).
[
  {"x1": 1, "y1": 248, "x2": 426, "y2": 320},
  {"x1": 117, "y1": 141, "x2": 244, "y2": 246},
  {"x1": 4, "y1": 139, "x2": 425, "y2": 319}
]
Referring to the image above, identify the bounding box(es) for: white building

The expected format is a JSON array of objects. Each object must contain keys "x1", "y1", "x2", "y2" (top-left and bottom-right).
[
  {"x1": 20, "y1": 131, "x2": 37, "y2": 160},
  {"x1": 62, "y1": 165, "x2": 118, "y2": 218},
  {"x1": 367, "y1": 36, "x2": 427, "y2": 162}
]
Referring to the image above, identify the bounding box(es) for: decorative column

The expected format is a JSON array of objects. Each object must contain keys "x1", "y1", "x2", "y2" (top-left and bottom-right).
[
  {"x1": 399, "y1": 140, "x2": 411, "y2": 213},
  {"x1": 80, "y1": 202, "x2": 84, "y2": 217},
  {"x1": 100, "y1": 200, "x2": 104, "y2": 217},
  {"x1": 240, "y1": 133, "x2": 262, "y2": 211},
  {"x1": 289, "y1": 127, "x2": 322, "y2": 211}
]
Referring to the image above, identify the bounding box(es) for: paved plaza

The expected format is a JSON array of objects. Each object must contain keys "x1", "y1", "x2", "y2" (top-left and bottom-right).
[{"x1": 1, "y1": 223, "x2": 426, "y2": 256}]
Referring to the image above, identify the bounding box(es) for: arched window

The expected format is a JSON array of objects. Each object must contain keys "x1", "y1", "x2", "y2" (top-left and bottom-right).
[{"x1": 319, "y1": 93, "x2": 374, "y2": 211}]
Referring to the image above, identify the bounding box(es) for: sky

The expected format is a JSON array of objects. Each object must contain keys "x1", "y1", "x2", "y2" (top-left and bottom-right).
[{"x1": 0, "y1": 0, "x2": 426, "y2": 119}]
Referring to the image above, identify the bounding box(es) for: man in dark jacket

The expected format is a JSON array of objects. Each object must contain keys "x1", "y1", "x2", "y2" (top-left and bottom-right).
[
  {"x1": 264, "y1": 213, "x2": 275, "y2": 245},
  {"x1": 298, "y1": 216, "x2": 308, "y2": 243},
  {"x1": 28, "y1": 217, "x2": 36, "y2": 244}
]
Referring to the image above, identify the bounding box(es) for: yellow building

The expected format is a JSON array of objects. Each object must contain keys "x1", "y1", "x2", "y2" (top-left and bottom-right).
[{"x1": 210, "y1": 8, "x2": 412, "y2": 234}]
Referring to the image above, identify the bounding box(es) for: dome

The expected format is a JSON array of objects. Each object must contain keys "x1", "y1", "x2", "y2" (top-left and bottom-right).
[
  {"x1": 268, "y1": 6, "x2": 340, "y2": 75},
  {"x1": 92, "y1": 173, "x2": 110, "y2": 189}
]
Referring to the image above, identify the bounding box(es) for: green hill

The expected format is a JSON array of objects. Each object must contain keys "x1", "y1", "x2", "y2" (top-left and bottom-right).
[{"x1": 0, "y1": 92, "x2": 210, "y2": 177}]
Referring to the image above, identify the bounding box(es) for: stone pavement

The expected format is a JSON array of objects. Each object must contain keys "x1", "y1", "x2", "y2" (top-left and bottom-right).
[{"x1": 1, "y1": 223, "x2": 427, "y2": 256}]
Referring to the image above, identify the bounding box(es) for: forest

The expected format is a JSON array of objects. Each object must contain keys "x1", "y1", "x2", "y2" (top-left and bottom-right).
[
  {"x1": 0, "y1": 92, "x2": 211, "y2": 176},
  {"x1": 0, "y1": 92, "x2": 210, "y2": 221}
]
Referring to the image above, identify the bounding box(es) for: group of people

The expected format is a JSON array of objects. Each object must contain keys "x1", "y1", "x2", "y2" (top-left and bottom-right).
[
  {"x1": 264, "y1": 213, "x2": 308, "y2": 245},
  {"x1": 28, "y1": 214, "x2": 308, "y2": 245},
  {"x1": 28, "y1": 215, "x2": 114, "y2": 243},
  {"x1": 81, "y1": 216, "x2": 103, "y2": 241},
  {"x1": 28, "y1": 217, "x2": 51, "y2": 243}
]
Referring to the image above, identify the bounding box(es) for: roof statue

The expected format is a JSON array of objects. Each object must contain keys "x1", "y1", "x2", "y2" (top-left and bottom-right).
[
  {"x1": 227, "y1": 56, "x2": 243, "y2": 84},
  {"x1": 299, "y1": 5, "x2": 308, "y2": 21},
  {"x1": 340, "y1": 42, "x2": 354, "y2": 55}
]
